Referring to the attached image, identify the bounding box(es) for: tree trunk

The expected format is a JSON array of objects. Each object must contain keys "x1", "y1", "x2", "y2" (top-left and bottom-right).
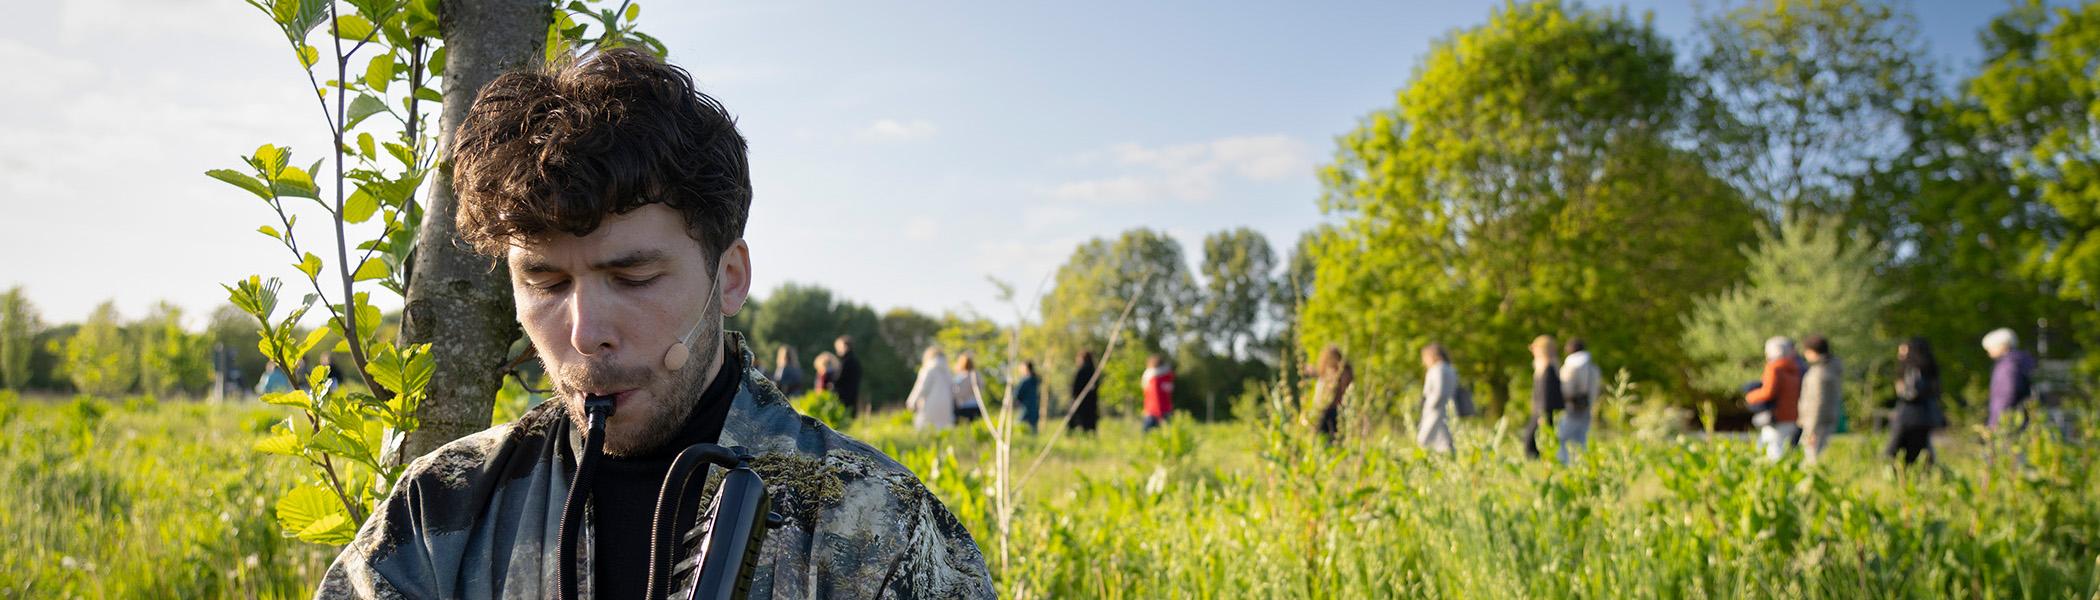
[{"x1": 401, "y1": 0, "x2": 547, "y2": 460}]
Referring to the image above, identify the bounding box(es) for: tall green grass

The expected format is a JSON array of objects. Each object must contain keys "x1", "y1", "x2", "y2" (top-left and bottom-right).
[
  {"x1": 859, "y1": 410, "x2": 2100, "y2": 599},
  {"x1": 1, "y1": 392, "x2": 331, "y2": 598},
  {"x1": 4, "y1": 388, "x2": 2094, "y2": 598}
]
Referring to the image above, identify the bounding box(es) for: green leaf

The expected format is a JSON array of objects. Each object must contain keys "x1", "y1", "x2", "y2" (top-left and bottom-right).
[
  {"x1": 296, "y1": 43, "x2": 321, "y2": 68},
  {"x1": 428, "y1": 46, "x2": 446, "y2": 77},
  {"x1": 334, "y1": 14, "x2": 376, "y2": 41},
  {"x1": 625, "y1": 3, "x2": 640, "y2": 22},
  {"x1": 346, "y1": 94, "x2": 388, "y2": 129},
  {"x1": 297, "y1": 252, "x2": 323, "y2": 280},
  {"x1": 351, "y1": 257, "x2": 390, "y2": 282},
  {"x1": 357, "y1": 132, "x2": 376, "y2": 159},
  {"x1": 253, "y1": 430, "x2": 302, "y2": 456},
  {"x1": 296, "y1": 513, "x2": 358, "y2": 545},
  {"x1": 274, "y1": 0, "x2": 332, "y2": 37},
  {"x1": 208, "y1": 169, "x2": 273, "y2": 199},
  {"x1": 258, "y1": 225, "x2": 283, "y2": 240},
  {"x1": 296, "y1": 327, "x2": 331, "y2": 359},
  {"x1": 272, "y1": 166, "x2": 319, "y2": 199},
  {"x1": 253, "y1": 144, "x2": 289, "y2": 178},
  {"x1": 412, "y1": 86, "x2": 441, "y2": 102},
  {"x1": 260, "y1": 391, "x2": 309, "y2": 409},
  {"x1": 275, "y1": 484, "x2": 343, "y2": 538},
  {"x1": 344, "y1": 188, "x2": 380, "y2": 224},
  {"x1": 364, "y1": 53, "x2": 394, "y2": 93},
  {"x1": 405, "y1": 0, "x2": 440, "y2": 37}
]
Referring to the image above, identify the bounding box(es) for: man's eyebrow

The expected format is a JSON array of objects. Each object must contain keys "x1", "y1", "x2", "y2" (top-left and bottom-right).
[
  {"x1": 593, "y1": 249, "x2": 666, "y2": 271},
  {"x1": 517, "y1": 258, "x2": 562, "y2": 275}
]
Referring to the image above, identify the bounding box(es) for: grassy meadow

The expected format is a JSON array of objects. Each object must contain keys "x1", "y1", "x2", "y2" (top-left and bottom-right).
[{"x1": 6, "y1": 389, "x2": 2097, "y2": 598}]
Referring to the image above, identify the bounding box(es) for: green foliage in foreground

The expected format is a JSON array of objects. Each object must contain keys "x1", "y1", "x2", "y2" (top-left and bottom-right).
[{"x1": 5, "y1": 390, "x2": 2097, "y2": 598}]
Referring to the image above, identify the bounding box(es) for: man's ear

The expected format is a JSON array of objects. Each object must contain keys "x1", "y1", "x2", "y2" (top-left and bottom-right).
[{"x1": 716, "y1": 239, "x2": 752, "y2": 317}]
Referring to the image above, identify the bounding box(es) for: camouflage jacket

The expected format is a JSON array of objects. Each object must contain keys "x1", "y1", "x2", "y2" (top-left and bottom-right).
[{"x1": 316, "y1": 337, "x2": 995, "y2": 599}]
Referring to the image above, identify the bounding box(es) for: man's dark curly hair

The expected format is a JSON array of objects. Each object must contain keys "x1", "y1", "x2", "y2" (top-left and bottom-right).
[{"x1": 452, "y1": 47, "x2": 750, "y2": 265}]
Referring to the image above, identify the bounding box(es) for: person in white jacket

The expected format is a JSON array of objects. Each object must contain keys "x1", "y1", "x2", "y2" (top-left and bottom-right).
[
  {"x1": 907, "y1": 347, "x2": 956, "y2": 430},
  {"x1": 1558, "y1": 339, "x2": 1604, "y2": 464},
  {"x1": 1418, "y1": 343, "x2": 1458, "y2": 454}
]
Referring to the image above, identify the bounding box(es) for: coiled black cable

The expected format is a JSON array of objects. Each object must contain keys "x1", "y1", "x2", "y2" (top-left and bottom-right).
[{"x1": 645, "y1": 444, "x2": 740, "y2": 600}]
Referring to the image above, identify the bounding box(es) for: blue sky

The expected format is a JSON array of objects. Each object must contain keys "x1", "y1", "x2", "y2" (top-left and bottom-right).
[{"x1": 0, "y1": 0, "x2": 2024, "y2": 326}]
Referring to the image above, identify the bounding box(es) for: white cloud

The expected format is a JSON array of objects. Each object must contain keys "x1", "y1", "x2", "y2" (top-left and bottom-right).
[
  {"x1": 855, "y1": 118, "x2": 938, "y2": 142},
  {"x1": 1040, "y1": 134, "x2": 1312, "y2": 204},
  {"x1": 903, "y1": 216, "x2": 940, "y2": 241}
]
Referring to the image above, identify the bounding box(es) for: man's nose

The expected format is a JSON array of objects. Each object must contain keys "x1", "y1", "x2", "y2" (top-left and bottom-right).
[{"x1": 567, "y1": 281, "x2": 619, "y2": 357}]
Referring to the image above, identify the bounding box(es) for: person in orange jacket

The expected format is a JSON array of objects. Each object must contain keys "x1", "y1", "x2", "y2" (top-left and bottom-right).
[{"x1": 1746, "y1": 336, "x2": 1803, "y2": 461}]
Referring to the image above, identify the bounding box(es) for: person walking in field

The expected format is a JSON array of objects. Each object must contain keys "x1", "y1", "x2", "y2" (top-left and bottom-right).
[
  {"x1": 952, "y1": 354, "x2": 983, "y2": 423},
  {"x1": 1068, "y1": 350, "x2": 1101, "y2": 433},
  {"x1": 1983, "y1": 327, "x2": 2037, "y2": 465},
  {"x1": 1557, "y1": 338, "x2": 1601, "y2": 464},
  {"x1": 1015, "y1": 361, "x2": 1042, "y2": 432},
  {"x1": 1797, "y1": 335, "x2": 1843, "y2": 465},
  {"x1": 1418, "y1": 343, "x2": 1457, "y2": 454},
  {"x1": 1141, "y1": 354, "x2": 1176, "y2": 432},
  {"x1": 1314, "y1": 345, "x2": 1355, "y2": 443},
  {"x1": 907, "y1": 347, "x2": 957, "y2": 431},
  {"x1": 1523, "y1": 335, "x2": 1564, "y2": 460},
  {"x1": 1747, "y1": 336, "x2": 1802, "y2": 461},
  {"x1": 1888, "y1": 337, "x2": 1940, "y2": 467}
]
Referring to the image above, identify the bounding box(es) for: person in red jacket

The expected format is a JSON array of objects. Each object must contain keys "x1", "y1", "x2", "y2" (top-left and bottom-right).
[
  {"x1": 1745, "y1": 336, "x2": 1803, "y2": 461},
  {"x1": 1142, "y1": 354, "x2": 1176, "y2": 432}
]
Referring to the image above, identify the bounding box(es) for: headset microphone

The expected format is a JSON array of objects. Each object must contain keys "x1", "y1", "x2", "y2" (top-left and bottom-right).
[{"x1": 663, "y1": 316, "x2": 707, "y2": 372}]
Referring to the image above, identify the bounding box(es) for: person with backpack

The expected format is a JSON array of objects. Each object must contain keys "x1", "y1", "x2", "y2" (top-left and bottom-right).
[
  {"x1": 1418, "y1": 343, "x2": 1458, "y2": 454},
  {"x1": 1557, "y1": 338, "x2": 1602, "y2": 464},
  {"x1": 1746, "y1": 336, "x2": 1803, "y2": 461},
  {"x1": 1888, "y1": 337, "x2": 1940, "y2": 467}
]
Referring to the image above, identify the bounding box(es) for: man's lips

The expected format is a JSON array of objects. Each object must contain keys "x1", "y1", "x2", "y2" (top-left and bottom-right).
[{"x1": 585, "y1": 389, "x2": 640, "y2": 407}]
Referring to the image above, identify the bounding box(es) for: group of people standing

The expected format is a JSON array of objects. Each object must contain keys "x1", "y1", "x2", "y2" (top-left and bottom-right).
[
  {"x1": 1741, "y1": 327, "x2": 2043, "y2": 469},
  {"x1": 902, "y1": 348, "x2": 991, "y2": 430},
  {"x1": 896, "y1": 348, "x2": 1181, "y2": 434},
  {"x1": 764, "y1": 335, "x2": 866, "y2": 413}
]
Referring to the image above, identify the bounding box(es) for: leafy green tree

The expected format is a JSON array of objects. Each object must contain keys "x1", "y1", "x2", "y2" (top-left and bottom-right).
[
  {"x1": 1961, "y1": 0, "x2": 2100, "y2": 373},
  {"x1": 1302, "y1": 0, "x2": 1758, "y2": 413},
  {"x1": 65, "y1": 301, "x2": 137, "y2": 398},
  {"x1": 1031, "y1": 228, "x2": 1199, "y2": 414},
  {"x1": 1198, "y1": 228, "x2": 1275, "y2": 360},
  {"x1": 1692, "y1": 0, "x2": 1933, "y2": 225},
  {"x1": 1681, "y1": 217, "x2": 1900, "y2": 396},
  {"x1": 0, "y1": 286, "x2": 38, "y2": 391},
  {"x1": 137, "y1": 302, "x2": 212, "y2": 397},
  {"x1": 879, "y1": 307, "x2": 942, "y2": 366}
]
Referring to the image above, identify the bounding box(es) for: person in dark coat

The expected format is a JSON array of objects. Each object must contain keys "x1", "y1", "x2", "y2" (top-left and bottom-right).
[
  {"x1": 1522, "y1": 335, "x2": 1563, "y2": 460},
  {"x1": 1068, "y1": 350, "x2": 1100, "y2": 433},
  {"x1": 834, "y1": 335, "x2": 864, "y2": 414},
  {"x1": 1887, "y1": 337, "x2": 1940, "y2": 467},
  {"x1": 1015, "y1": 361, "x2": 1042, "y2": 432}
]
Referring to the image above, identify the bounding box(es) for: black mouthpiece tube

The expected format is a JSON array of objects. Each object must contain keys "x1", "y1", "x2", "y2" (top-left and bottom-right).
[{"x1": 557, "y1": 394, "x2": 617, "y2": 600}]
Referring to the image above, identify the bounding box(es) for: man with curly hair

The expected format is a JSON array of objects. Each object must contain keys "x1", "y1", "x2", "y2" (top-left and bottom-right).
[{"x1": 317, "y1": 48, "x2": 993, "y2": 599}]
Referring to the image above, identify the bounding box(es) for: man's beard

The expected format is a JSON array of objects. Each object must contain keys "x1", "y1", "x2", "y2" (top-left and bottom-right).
[{"x1": 553, "y1": 294, "x2": 723, "y2": 457}]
